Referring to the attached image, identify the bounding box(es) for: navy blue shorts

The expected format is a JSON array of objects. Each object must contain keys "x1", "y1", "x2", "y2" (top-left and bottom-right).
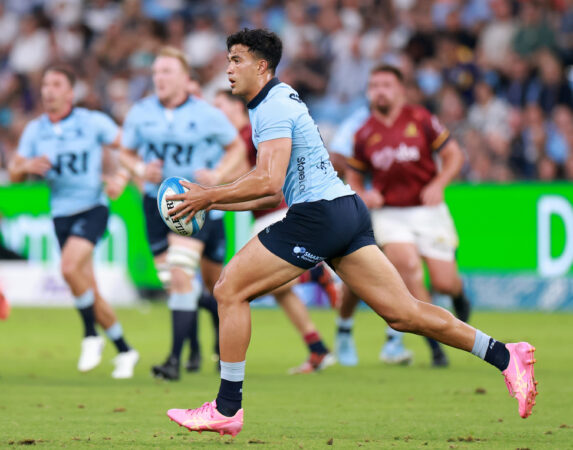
[
  {"x1": 53, "y1": 205, "x2": 109, "y2": 249},
  {"x1": 143, "y1": 195, "x2": 226, "y2": 263},
  {"x1": 258, "y1": 194, "x2": 376, "y2": 269}
]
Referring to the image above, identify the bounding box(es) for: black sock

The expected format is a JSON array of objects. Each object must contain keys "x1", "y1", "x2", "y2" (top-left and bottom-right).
[
  {"x1": 216, "y1": 379, "x2": 243, "y2": 417},
  {"x1": 198, "y1": 293, "x2": 219, "y2": 355},
  {"x1": 304, "y1": 331, "x2": 328, "y2": 354},
  {"x1": 113, "y1": 337, "x2": 130, "y2": 353},
  {"x1": 425, "y1": 337, "x2": 443, "y2": 356},
  {"x1": 187, "y1": 310, "x2": 199, "y2": 356},
  {"x1": 77, "y1": 306, "x2": 97, "y2": 337},
  {"x1": 171, "y1": 310, "x2": 196, "y2": 360},
  {"x1": 484, "y1": 339, "x2": 510, "y2": 371}
]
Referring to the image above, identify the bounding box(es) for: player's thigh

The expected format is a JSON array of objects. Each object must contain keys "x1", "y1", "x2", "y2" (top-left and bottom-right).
[
  {"x1": 215, "y1": 236, "x2": 305, "y2": 304},
  {"x1": 383, "y1": 242, "x2": 425, "y2": 287},
  {"x1": 331, "y1": 245, "x2": 419, "y2": 324},
  {"x1": 201, "y1": 257, "x2": 223, "y2": 294},
  {"x1": 424, "y1": 256, "x2": 461, "y2": 294},
  {"x1": 61, "y1": 236, "x2": 95, "y2": 274}
]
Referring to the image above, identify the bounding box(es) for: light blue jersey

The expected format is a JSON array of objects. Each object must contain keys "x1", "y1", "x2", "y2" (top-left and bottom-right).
[
  {"x1": 17, "y1": 107, "x2": 119, "y2": 217},
  {"x1": 122, "y1": 95, "x2": 237, "y2": 219},
  {"x1": 329, "y1": 105, "x2": 371, "y2": 158},
  {"x1": 248, "y1": 79, "x2": 353, "y2": 207}
]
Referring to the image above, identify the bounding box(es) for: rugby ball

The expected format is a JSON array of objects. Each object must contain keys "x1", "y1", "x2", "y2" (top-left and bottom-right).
[{"x1": 157, "y1": 176, "x2": 206, "y2": 236}]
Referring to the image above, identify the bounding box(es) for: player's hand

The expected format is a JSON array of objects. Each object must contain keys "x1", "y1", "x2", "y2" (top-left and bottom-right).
[
  {"x1": 421, "y1": 180, "x2": 444, "y2": 206},
  {"x1": 143, "y1": 160, "x2": 163, "y2": 184},
  {"x1": 361, "y1": 189, "x2": 384, "y2": 209},
  {"x1": 24, "y1": 155, "x2": 52, "y2": 176},
  {"x1": 194, "y1": 168, "x2": 221, "y2": 186},
  {"x1": 166, "y1": 180, "x2": 212, "y2": 223},
  {"x1": 103, "y1": 172, "x2": 129, "y2": 200}
]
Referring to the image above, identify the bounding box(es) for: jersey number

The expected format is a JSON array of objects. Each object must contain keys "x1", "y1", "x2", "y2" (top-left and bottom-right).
[
  {"x1": 148, "y1": 142, "x2": 194, "y2": 165},
  {"x1": 52, "y1": 151, "x2": 89, "y2": 175}
]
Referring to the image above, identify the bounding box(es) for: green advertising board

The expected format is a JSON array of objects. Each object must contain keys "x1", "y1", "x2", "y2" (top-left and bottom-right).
[{"x1": 1, "y1": 182, "x2": 572, "y2": 309}]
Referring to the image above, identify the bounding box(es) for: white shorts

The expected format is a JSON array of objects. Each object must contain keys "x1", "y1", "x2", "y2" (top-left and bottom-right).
[
  {"x1": 252, "y1": 208, "x2": 288, "y2": 237},
  {"x1": 370, "y1": 203, "x2": 459, "y2": 261}
]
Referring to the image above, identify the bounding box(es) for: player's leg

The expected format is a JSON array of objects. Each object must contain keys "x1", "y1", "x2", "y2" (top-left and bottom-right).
[
  {"x1": 418, "y1": 203, "x2": 471, "y2": 322},
  {"x1": 298, "y1": 262, "x2": 339, "y2": 308},
  {"x1": 144, "y1": 195, "x2": 202, "y2": 381},
  {"x1": 188, "y1": 216, "x2": 226, "y2": 373},
  {"x1": 152, "y1": 234, "x2": 203, "y2": 380},
  {"x1": 0, "y1": 282, "x2": 9, "y2": 320},
  {"x1": 335, "y1": 283, "x2": 360, "y2": 366},
  {"x1": 82, "y1": 256, "x2": 139, "y2": 378},
  {"x1": 167, "y1": 235, "x2": 305, "y2": 432},
  {"x1": 383, "y1": 243, "x2": 445, "y2": 366},
  {"x1": 332, "y1": 245, "x2": 537, "y2": 418},
  {"x1": 271, "y1": 281, "x2": 334, "y2": 374},
  {"x1": 425, "y1": 258, "x2": 471, "y2": 322},
  {"x1": 59, "y1": 235, "x2": 106, "y2": 372}
]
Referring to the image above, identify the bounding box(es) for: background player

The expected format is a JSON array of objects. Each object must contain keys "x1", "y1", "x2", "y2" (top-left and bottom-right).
[
  {"x1": 119, "y1": 47, "x2": 246, "y2": 380},
  {"x1": 9, "y1": 66, "x2": 139, "y2": 379},
  {"x1": 214, "y1": 89, "x2": 336, "y2": 374},
  {"x1": 339, "y1": 64, "x2": 472, "y2": 368},
  {"x1": 166, "y1": 29, "x2": 536, "y2": 436}
]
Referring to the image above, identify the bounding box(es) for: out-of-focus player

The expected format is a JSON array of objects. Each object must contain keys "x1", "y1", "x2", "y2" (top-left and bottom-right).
[
  {"x1": 339, "y1": 64, "x2": 471, "y2": 367},
  {"x1": 213, "y1": 89, "x2": 337, "y2": 373},
  {"x1": 9, "y1": 66, "x2": 139, "y2": 378},
  {"x1": 118, "y1": 47, "x2": 246, "y2": 380}
]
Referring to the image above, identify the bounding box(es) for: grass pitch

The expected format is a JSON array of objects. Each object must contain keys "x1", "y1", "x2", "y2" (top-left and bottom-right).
[{"x1": 0, "y1": 305, "x2": 572, "y2": 448}]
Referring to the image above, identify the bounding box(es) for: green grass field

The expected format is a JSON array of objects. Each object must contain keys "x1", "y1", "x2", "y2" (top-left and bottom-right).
[{"x1": 1, "y1": 305, "x2": 572, "y2": 449}]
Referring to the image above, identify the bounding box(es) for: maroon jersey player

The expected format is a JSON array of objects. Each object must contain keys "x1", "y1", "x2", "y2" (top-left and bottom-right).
[{"x1": 340, "y1": 64, "x2": 471, "y2": 367}]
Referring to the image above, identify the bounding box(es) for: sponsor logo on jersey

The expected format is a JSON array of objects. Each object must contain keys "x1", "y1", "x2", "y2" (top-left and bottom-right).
[
  {"x1": 370, "y1": 143, "x2": 421, "y2": 170},
  {"x1": 296, "y1": 156, "x2": 306, "y2": 193}
]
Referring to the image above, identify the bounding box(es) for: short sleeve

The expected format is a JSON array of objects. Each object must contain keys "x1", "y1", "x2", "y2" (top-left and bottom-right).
[
  {"x1": 346, "y1": 129, "x2": 369, "y2": 172},
  {"x1": 17, "y1": 122, "x2": 38, "y2": 158},
  {"x1": 121, "y1": 106, "x2": 141, "y2": 150},
  {"x1": 420, "y1": 108, "x2": 450, "y2": 151},
  {"x1": 205, "y1": 106, "x2": 238, "y2": 147},
  {"x1": 255, "y1": 100, "x2": 294, "y2": 142},
  {"x1": 92, "y1": 111, "x2": 119, "y2": 145}
]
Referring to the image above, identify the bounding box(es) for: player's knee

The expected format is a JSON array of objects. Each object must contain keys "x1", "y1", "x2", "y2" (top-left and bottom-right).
[
  {"x1": 164, "y1": 245, "x2": 201, "y2": 290},
  {"x1": 213, "y1": 276, "x2": 240, "y2": 308},
  {"x1": 384, "y1": 300, "x2": 423, "y2": 333},
  {"x1": 431, "y1": 276, "x2": 461, "y2": 296},
  {"x1": 61, "y1": 260, "x2": 80, "y2": 282}
]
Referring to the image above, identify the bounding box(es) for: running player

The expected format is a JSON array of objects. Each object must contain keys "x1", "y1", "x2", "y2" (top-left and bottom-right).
[
  {"x1": 166, "y1": 29, "x2": 537, "y2": 436},
  {"x1": 214, "y1": 89, "x2": 336, "y2": 374},
  {"x1": 340, "y1": 64, "x2": 471, "y2": 368},
  {"x1": 9, "y1": 66, "x2": 139, "y2": 378},
  {"x1": 119, "y1": 47, "x2": 246, "y2": 380}
]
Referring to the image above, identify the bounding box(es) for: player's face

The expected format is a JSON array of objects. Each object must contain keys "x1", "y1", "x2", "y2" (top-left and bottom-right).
[
  {"x1": 226, "y1": 44, "x2": 260, "y2": 98},
  {"x1": 41, "y1": 71, "x2": 73, "y2": 113},
  {"x1": 214, "y1": 93, "x2": 242, "y2": 122},
  {"x1": 368, "y1": 72, "x2": 405, "y2": 114},
  {"x1": 152, "y1": 56, "x2": 189, "y2": 103}
]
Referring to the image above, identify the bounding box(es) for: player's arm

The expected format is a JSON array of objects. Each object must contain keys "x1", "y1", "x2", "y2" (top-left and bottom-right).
[
  {"x1": 118, "y1": 146, "x2": 163, "y2": 185},
  {"x1": 8, "y1": 154, "x2": 52, "y2": 182},
  {"x1": 421, "y1": 138, "x2": 464, "y2": 206},
  {"x1": 9, "y1": 124, "x2": 52, "y2": 182},
  {"x1": 346, "y1": 166, "x2": 384, "y2": 209},
  {"x1": 195, "y1": 135, "x2": 249, "y2": 186},
  {"x1": 168, "y1": 137, "x2": 291, "y2": 221}
]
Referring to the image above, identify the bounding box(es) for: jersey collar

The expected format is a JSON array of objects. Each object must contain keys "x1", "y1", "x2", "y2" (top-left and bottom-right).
[{"x1": 247, "y1": 77, "x2": 280, "y2": 110}]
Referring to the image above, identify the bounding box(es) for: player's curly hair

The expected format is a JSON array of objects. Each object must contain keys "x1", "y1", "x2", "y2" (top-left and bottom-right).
[{"x1": 226, "y1": 28, "x2": 282, "y2": 74}]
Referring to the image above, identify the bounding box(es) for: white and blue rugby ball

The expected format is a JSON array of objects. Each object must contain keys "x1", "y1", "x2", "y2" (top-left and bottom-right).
[{"x1": 157, "y1": 176, "x2": 206, "y2": 237}]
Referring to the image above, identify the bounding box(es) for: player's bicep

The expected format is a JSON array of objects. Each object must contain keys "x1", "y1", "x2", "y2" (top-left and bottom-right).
[{"x1": 255, "y1": 138, "x2": 292, "y2": 193}]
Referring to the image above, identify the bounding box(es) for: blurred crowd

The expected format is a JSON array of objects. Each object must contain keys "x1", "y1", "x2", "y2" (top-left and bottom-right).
[{"x1": 0, "y1": 0, "x2": 572, "y2": 183}]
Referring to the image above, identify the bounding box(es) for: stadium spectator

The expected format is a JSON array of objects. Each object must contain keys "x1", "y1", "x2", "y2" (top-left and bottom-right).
[{"x1": 0, "y1": 0, "x2": 571, "y2": 183}]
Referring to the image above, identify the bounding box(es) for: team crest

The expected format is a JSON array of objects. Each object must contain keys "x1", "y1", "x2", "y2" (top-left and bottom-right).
[
  {"x1": 404, "y1": 122, "x2": 419, "y2": 137},
  {"x1": 366, "y1": 133, "x2": 382, "y2": 147}
]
